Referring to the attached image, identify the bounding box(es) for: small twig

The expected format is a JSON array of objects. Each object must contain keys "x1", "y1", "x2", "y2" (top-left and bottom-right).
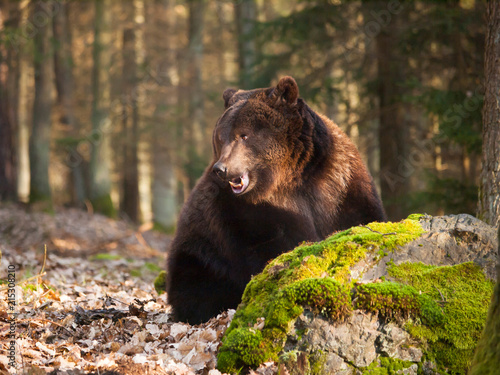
[
  {"x1": 103, "y1": 295, "x2": 129, "y2": 306},
  {"x1": 84, "y1": 199, "x2": 94, "y2": 215},
  {"x1": 362, "y1": 225, "x2": 397, "y2": 236},
  {"x1": 39, "y1": 244, "x2": 48, "y2": 275},
  {"x1": 434, "y1": 286, "x2": 450, "y2": 304},
  {"x1": 135, "y1": 231, "x2": 151, "y2": 249},
  {"x1": 36, "y1": 318, "x2": 74, "y2": 336}
]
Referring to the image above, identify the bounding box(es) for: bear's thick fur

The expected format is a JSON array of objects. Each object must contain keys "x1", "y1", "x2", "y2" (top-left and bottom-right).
[{"x1": 166, "y1": 77, "x2": 386, "y2": 324}]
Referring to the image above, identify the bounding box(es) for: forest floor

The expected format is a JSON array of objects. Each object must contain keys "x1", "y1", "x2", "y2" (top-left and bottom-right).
[{"x1": 0, "y1": 204, "x2": 276, "y2": 375}]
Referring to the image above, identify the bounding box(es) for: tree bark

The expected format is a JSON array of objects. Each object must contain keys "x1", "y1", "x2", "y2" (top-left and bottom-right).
[
  {"x1": 89, "y1": 0, "x2": 115, "y2": 217},
  {"x1": 17, "y1": 0, "x2": 30, "y2": 202},
  {"x1": 29, "y1": 0, "x2": 54, "y2": 208},
  {"x1": 235, "y1": 0, "x2": 257, "y2": 89},
  {"x1": 0, "y1": 103, "x2": 16, "y2": 201},
  {"x1": 52, "y1": 1, "x2": 86, "y2": 206},
  {"x1": 151, "y1": 0, "x2": 178, "y2": 231},
  {"x1": 478, "y1": 2, "x2": 500, "y2": 229},
  {"x1": 376, "y1": 6, "x2": 409, "y2": 221},
  {"x1": 470, "y1": 4, "x2": 500, "y2": 373},
  {"x1": 0, "y1": 2, "x2": 18, "y2": 201},
  {"x1": 470, "y1": 226, "x2": 500, "y2": 374},
  {"x1": 185, "y1": 0, "x2": 206, "y2": 189},
  {"x1": 120, "y1": 25, "x2": 140, "y2": 223}
]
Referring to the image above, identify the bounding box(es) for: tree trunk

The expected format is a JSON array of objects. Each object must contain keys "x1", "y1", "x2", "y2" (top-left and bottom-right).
[
  {"x1": 0, "y1": 67, "x2": 16, "y2": 201},
  {"x1": 120, "y1": 26, "x2": 140, "y2": 223},
  {"x1": 29, "y1": 0, "x2": 54, "y2": 208},
  {"x1": 235, "y1": 0, "x2": 257, "y2": 89},
  {"x1": 52, "y1": 1, "x2": 86, "y2": 206},
  {"x1": 151, "y1": 0, "x2": 178, "y2": 231},
  {"x1": 376, "y1": 6, "x2": 409, "y2": 221},
  {"x1": 478, "y1": 2, "x2": 500, "y2": 229},
  {"x1": 470, "y1": 227, "x2": 500, "y2": 374},
  {"x1": 470, "y1": 4, "x2": 500, "y2": 373},
  {"x1": 0, "y1": 2, "x2": 18, "y2": 201},
  {"x1": 17, "y1": 0, "x2": 30, "y2": 202},
  {"x1": 89, "y1": 0, "x2": 115, "y2": 217},
  {"x1": 0, "y1": 103, "x2": 16, "y2": 201},
  {"x1": 185, "y1": 0, "x2": 206, "y2": 189}
]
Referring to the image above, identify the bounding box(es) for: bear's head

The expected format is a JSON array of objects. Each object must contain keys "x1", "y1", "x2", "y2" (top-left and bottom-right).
[{"x1": 212, "y1": 76, "x2": 317, "y2": 202}]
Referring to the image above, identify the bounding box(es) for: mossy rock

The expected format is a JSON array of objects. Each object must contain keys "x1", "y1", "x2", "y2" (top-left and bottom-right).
[{"x1": 217, "y1": 214, "x2": 497, "y2": 374}]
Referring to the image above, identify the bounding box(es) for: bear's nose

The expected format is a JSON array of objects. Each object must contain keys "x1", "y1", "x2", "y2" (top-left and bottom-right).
[{"x1": 212, "y1": 162, "x2": 227, "y2": 181}]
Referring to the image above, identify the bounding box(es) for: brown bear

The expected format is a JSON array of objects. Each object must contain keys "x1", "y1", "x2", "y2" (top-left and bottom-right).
[{"x1": 166, "y1": 76, "x2": 386, "y2": 324}]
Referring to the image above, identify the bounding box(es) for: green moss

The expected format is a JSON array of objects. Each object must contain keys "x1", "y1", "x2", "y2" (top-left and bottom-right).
[
  {"x1": 355, "y1": 281, "x2": 444, "y2": 325},
  {"x1": 217, "y1": 328, "x2": 272, "y2": 371},
  {"x1": 90, "y1": 253, "x2": 122, "y2": 261},
  {"x1": 278, "y1": 350, "x2": 327, "y2": 375},
  {"x1": 360, "y1": 357, "x2": 414, "y2": 374},
  {"x1": 309, "y1": 350, "x2": 328, "y2": 375},
  {"x1": 154, "y1": 271, "x2": 167, "y2": 295},
  {"x1": 267, "y1": 278, "x2": 352, "y2": 330},
  {"x1": 406, "y1": 213, "x2": 425, "y2": 221},
  {"x1": 218, "y1": 217, "x2": 424, "y2": 373},
  {"x1": 389, "y1": 261, "x2": 494, "y2": 373},
  {"x1": 22, "y1": 283, "x2": 42, "y2": 292},
  {"x1": 470, "y1": 280, "x2": 500, "y2": 375},
  {"x1": 91, "y1": 194, "x2": 116, "y2": 218}
]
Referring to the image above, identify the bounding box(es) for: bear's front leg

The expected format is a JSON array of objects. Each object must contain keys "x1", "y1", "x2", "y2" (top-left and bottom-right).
[{"x1": 166, "y1": 250, "x2": 243, "y2": 324}]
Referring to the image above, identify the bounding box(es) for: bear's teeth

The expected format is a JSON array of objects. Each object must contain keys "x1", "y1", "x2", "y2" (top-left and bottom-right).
[
  {"x1": 229, "y1": 173, "x2": 249, "y2": 194},
  {"x1": 229, "y1": 178, "x2": 242, "y2": 188}
]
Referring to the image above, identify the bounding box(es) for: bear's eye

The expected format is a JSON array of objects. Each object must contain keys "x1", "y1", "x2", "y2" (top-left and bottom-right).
[{"x1": 241, "y1": 134, "x2": 248, "y2": 141}]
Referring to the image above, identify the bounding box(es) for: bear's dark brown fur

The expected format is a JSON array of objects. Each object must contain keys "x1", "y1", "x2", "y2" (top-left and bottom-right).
[{"x1": 166, "y1": 77, "x2": 386, "y2": 324}]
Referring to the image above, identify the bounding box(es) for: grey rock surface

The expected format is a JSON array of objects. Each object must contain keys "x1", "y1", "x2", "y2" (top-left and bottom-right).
[{"x1": 285, "y1": 311, "x2": 422, "y2": 374}]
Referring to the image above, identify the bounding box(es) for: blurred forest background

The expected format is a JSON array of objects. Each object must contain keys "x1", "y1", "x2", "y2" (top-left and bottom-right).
[{"x1": 0, "y1": 0, "x2": 487, "y2": 229}]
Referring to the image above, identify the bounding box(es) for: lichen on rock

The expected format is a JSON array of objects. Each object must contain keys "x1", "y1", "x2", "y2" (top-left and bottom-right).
[{"x1": 217, "y1": 214, "x2": 497, "y2": 374}]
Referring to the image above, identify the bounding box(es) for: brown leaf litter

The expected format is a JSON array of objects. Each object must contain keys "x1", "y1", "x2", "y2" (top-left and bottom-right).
[{"x1": 0, "y1": 204, "x2": 278, "y2": 374}]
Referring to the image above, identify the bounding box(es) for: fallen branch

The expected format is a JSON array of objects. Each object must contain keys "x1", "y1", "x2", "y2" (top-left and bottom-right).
[{"x1": 362, "y1": 225, "x2": 397, "y2": 236}]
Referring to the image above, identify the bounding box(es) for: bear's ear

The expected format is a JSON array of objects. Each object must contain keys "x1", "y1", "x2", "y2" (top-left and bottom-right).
[
  {"x1": 223, "y1": 88, "x2": 237, "y2": 109},
  {"x1": 270, "y1": 76, "x2": 299, "y2": 106}
]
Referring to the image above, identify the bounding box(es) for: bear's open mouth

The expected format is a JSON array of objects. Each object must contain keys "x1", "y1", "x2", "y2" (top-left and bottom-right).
[{"x1": 228, "y1": 173, "x2": 250, "y2": 195}]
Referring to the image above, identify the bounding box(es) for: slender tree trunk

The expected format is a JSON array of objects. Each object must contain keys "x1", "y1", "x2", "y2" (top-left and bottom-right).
[
  {"x1": 214, "y1": 1, "x2": 228, "y2": 84},
  {"x1": 89, "y1": 0, "x2": 115, "y2": 217},
  {"x1": 376, "y1": 6, "x2": 409, "y2": 221},
  {"x1": 235, "y1": 0, "x2": 257, "y2": 89},
  {"x1": 0, "y1": 12, "x2": 17, "y2": 201},
  {"x1": 478, "y1": 2, "x2": 500, "y2": 229},
  {"x1": 52, "y1": 1, "x2": 86, "y2": 206},
  {"x1": 17, "y1": 0, "x2": 30, "y2": 202},
  {"x1": 52, "y1": 2, "x2": 75, "y2": 124},
  {"x1": 0, "y1": 102, "x2": 16, "y2": 201},
  {"x1": 121, "y1": 26, "x2": 140, "y2": 223},
  {"x1": 151, "y1": 0, "x2": 178, "y2": 231},
  {"x1": 0, "y1": 2, "x2": 19, "y2": 201},
  {"x1": 185, "y1": 0, "x2": 206, "y2": 189},
  {"x1": 29, "y1": 0, "x2": 54, "y2": 208}
]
